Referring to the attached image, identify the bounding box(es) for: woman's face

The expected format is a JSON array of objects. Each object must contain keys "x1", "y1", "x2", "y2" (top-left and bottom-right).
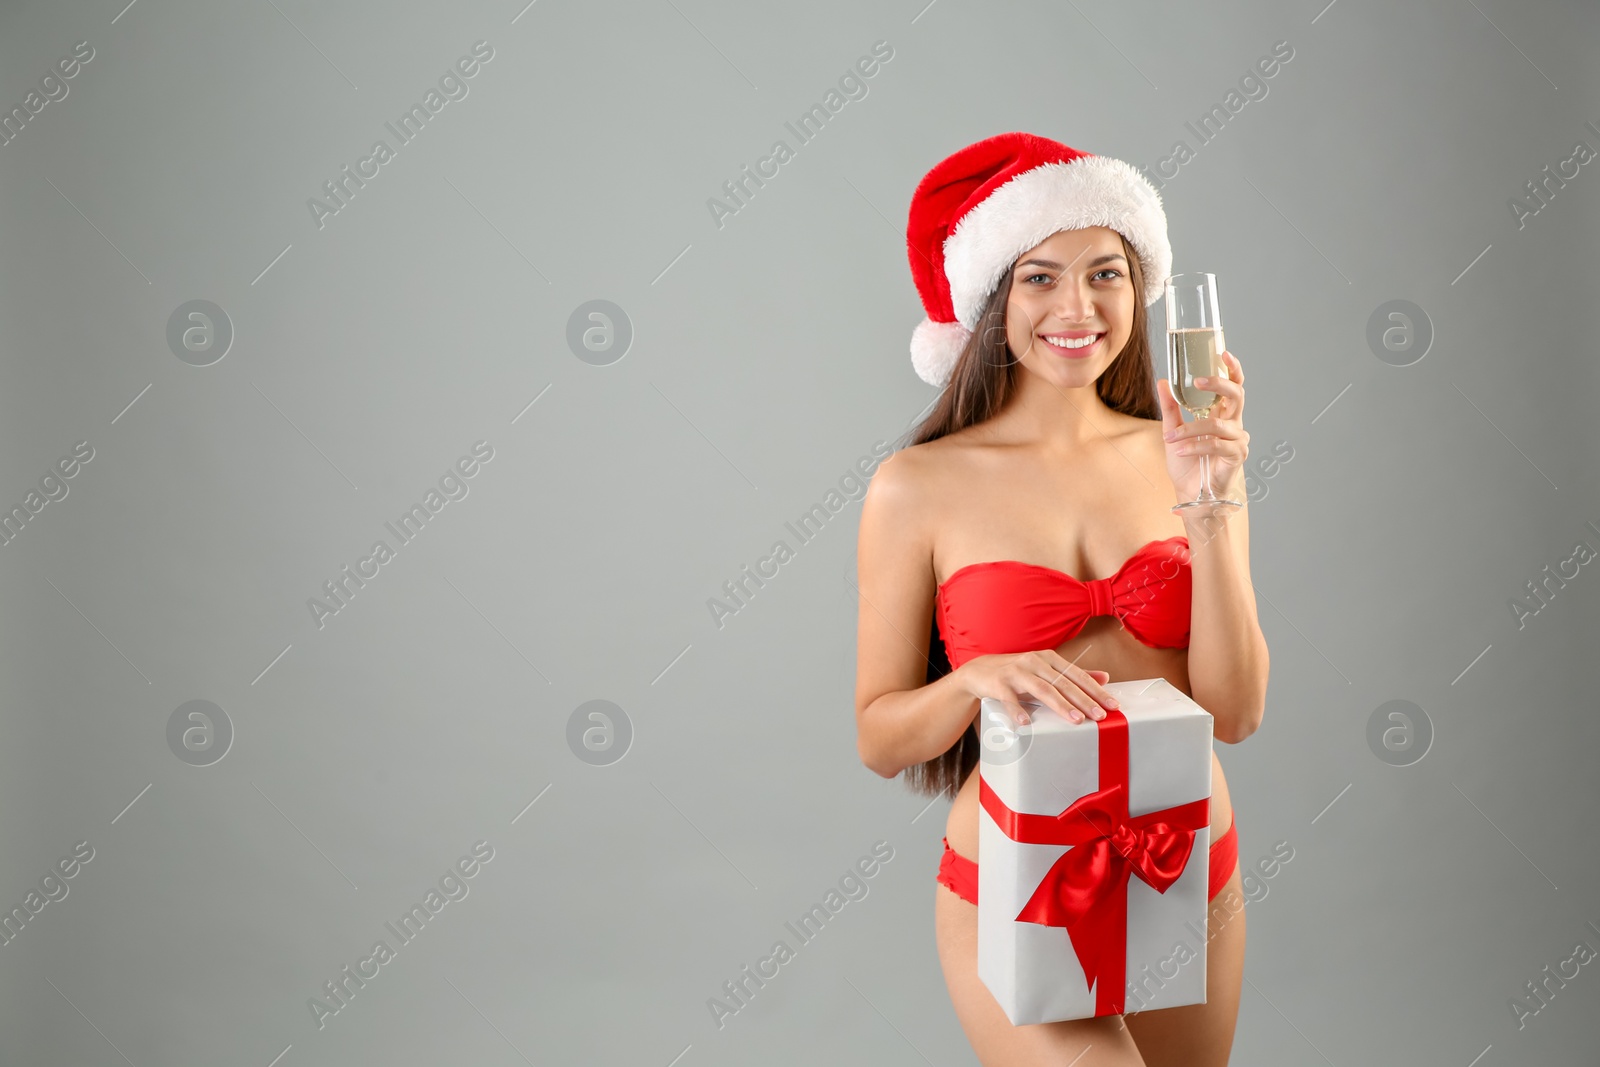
[{"x1": 1001, "y1": 226, "x2": 1137, "y2": 387}]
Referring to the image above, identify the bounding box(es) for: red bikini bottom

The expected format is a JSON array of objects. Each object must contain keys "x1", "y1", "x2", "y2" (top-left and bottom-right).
[{"x1": 937, "y1": 815, "x2": 1238, "y2": 906}]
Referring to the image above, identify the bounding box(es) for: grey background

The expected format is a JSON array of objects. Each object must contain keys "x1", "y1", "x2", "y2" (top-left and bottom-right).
[{"x1": 1, "y1": 0, "x2": 1597, "y2": 1064}]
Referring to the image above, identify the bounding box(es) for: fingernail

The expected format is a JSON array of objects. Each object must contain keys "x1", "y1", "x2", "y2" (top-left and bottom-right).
[{"x1": 1163, "y1": 429, "x2": 1177, "y2": 440}]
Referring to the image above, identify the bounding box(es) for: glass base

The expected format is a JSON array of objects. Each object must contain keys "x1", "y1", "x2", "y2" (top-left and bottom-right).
[{"x1": 1171, "y1": 496, "x2": 1244, "y2": 514}]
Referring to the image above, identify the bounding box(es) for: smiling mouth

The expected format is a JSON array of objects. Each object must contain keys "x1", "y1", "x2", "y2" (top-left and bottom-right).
[{"x1": 1039, "y1": 333, "x2": 1104, "y2": 358}]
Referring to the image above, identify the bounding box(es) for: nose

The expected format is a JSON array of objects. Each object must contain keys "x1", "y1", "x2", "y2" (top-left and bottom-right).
[{"x1": 1052, "y1": 277, "x2": 1096, "y2": 323}]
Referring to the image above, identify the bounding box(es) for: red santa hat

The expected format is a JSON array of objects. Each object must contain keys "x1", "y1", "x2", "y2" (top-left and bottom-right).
[{"x1": 905, "y1": 131, "x2": 1172, "y2": 388}]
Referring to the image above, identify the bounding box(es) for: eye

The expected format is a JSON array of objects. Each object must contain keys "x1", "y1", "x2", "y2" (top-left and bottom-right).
[{"x1": 1023, "y1": 269, "x2": 1122, "y2": 286}]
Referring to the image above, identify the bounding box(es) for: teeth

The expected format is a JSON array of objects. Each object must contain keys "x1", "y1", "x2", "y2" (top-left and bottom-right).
[{"x1": 1044, "y1": 333, "x2": 1100, "y2": 349}]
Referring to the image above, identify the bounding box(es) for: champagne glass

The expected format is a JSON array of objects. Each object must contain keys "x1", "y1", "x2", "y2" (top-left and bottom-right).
[{"x1": 1166, "y1": 272, "x2": 1242, "y2": 514}]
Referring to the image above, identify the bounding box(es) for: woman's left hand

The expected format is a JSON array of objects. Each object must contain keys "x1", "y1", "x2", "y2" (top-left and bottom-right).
[{"x1": 1157, "y1": 350, "x2": 1249, "y2": 505}]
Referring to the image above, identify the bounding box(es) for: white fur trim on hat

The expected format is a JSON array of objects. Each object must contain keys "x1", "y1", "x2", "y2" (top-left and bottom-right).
[
  {"x1": 910, "y1": 317, "x2": 972, "y2": 388},
  {"x1": 942, "y1": 155, "x2": 1171, "y2": 331}
]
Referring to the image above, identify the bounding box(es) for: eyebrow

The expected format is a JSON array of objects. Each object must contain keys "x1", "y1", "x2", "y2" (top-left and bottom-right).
[{"x1": 1015, "y1": 253, "x2": 1128, "y2": 271}]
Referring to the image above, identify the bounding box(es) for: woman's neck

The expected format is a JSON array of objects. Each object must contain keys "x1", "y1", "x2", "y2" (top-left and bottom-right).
[{"x1": 985, "y1": 370, "x2": 1121, "y2": 454}]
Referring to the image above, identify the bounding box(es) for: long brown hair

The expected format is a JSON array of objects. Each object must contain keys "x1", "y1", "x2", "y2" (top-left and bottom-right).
[{"x1": 894, "y1": 232, "x2": 1160, "y2": 798}]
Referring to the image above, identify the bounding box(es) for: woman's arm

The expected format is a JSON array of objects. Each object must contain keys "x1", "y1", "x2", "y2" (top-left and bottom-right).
[
  {"x1": 1159, "y1": 351, "x2": 1269, "y2": 744},
  {"x1": 853, "y1": 451, "x2": 980, "y2": 778},
  {"x1": 860, "y1": 672, "x2": 982, "y2": 779},
  {"x1": 1181, "y1": 498, "x2": 1269, "y2": 744}
]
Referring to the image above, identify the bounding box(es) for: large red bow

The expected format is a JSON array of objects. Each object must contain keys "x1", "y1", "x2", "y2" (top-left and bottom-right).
[{"x1": 978, "y1": 708, "x2": 1209, "y2": 1016}]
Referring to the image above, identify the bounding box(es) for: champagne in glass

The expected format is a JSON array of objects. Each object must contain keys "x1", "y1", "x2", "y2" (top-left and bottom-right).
[
  {"x1": 1166, "y1": 273, "x2": 1242, "y2": 513},
  {"x1": 1169, "y1": 326, "x2": 1226, "y2": 415}
]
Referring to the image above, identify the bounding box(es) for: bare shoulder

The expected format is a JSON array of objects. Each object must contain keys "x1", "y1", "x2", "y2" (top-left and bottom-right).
[
  {"x1": 861, "y1": 438, "x2": 937, "y2": 535},
  {"x1": 865, "y1": 432, "x2": 979, "y2": 513},
  {"x1": 1111, "y1": 409, "x2": 1164, "y2": 442},
  {"x1": 857, "y1": 432, "x2": 987, "y2": 590},
  {"x1": 1109, "y1": 412, "x2": 1167, "y2": 460}
]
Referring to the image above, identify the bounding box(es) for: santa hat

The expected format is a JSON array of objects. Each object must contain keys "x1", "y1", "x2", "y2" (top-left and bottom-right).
[{"x1": 905, "y1": 131, "x2": 1172, "y2": 388}]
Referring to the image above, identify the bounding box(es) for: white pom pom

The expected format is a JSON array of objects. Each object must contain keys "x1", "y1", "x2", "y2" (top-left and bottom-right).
[{"x1": 910, "y1": 318, "x2": 972, "y2": 388}]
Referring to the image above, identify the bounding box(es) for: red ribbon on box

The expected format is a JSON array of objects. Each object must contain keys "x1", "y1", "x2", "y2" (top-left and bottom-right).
[{"x1": 978, "y1": 707, "x2": 1210, "y2": 1017}]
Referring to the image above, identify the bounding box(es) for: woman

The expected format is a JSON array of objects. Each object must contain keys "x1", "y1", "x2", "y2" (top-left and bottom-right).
[{"x1": 854, "y1": 132, "x2": 1269, "y2": 1065}]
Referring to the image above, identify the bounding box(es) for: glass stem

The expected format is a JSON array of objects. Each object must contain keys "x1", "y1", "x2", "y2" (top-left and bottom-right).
[{"x1": 1194, "y1": 406, "x2": 1216, "y2": 501}]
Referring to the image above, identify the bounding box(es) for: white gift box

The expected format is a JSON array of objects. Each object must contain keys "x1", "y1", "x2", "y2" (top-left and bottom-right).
[{"x1": 977, "y1": 677, "x2": 1215, "y2": 1024}]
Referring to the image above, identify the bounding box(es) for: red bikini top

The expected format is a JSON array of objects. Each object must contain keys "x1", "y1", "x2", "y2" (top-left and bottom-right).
[{"x1": 935, "y1": 536, "x2": 1192, "y2": 670}]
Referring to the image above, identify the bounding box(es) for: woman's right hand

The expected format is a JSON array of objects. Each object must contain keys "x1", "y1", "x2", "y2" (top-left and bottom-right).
[{"x1": 955, "y1": 651, "x2": 1119, "y2": 727}]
